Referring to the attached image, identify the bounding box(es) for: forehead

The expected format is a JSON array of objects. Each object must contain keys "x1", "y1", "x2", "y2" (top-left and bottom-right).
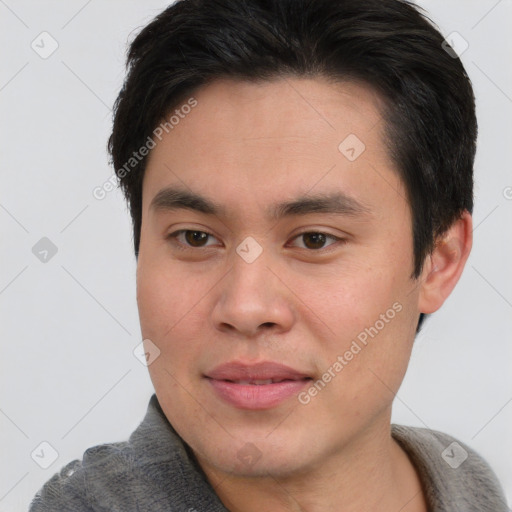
[
  {"x1": 154, "y1": 76, "x2": 386, "y2": 153},
  {"x1": 142, "y1": 77, "x2": 403, "y2": 218}
]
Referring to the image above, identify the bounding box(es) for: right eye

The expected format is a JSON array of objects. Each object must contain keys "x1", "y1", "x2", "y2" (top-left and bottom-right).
[{"x1": 167, "y1": 230, "x2": 221, "y2": 249}]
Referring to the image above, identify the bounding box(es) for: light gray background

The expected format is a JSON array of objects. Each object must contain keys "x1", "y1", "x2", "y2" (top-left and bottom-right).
[{"x1": 1, "y1": 1, "x2": 511, "y2": 510}]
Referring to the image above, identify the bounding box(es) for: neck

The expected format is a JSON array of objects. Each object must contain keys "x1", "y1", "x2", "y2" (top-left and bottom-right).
[{"x1": 197, "y1": 418, "x2": 427, "y2": 512}]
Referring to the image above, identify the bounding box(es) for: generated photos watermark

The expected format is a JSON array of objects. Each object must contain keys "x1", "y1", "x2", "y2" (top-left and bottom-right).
[
  {"x1": 298, "y1": 301, "x2": 403, "y2": 405},
  {"x1": 92, "y1": 97, "x2": 198, "y2": 200}
]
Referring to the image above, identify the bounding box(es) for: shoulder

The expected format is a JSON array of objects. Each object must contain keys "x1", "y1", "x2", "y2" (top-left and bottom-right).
[
  {"x1": 28, "y1": 441, "x2": 133, "y2": 511},
  {"x1": 391, "y1": 424, "x2": 509, "y2": 511},
  {"x1": 28, "y1": 393, "x2": 227, "y2": 511}
]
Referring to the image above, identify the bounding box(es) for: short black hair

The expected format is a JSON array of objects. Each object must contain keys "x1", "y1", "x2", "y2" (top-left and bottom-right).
[{"x1": 108, "y1": 0, "x2": 477, "y2": 331}]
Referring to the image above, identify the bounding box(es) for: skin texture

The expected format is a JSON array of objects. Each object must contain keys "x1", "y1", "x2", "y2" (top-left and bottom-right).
[{"x1": 136, "y1": 77, "x2": 472, "y2": 512}]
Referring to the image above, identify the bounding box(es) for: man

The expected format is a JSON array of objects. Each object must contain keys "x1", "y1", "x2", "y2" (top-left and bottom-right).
[{"x1": 30, "y1": 0, "x2": 508, "y2": 510}]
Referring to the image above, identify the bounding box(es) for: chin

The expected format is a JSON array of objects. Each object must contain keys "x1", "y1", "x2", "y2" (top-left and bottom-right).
[{"x1": 191, "y1": 428, "x2": 322, "y2": 479}]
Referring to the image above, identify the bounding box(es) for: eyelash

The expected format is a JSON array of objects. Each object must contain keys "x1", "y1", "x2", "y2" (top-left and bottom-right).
[{"x1": 166, "y1": 229, "x2": 345, "y2": 252}]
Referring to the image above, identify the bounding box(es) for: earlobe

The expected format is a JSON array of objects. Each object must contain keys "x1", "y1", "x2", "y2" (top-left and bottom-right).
[{"x1": 418, "y1": 211, "x2": 473, "y2": 314}]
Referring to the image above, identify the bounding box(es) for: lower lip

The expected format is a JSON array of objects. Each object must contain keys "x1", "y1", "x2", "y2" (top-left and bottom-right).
[{"x1": 206, "y1": 378, "x2": 311, "y2": 410}]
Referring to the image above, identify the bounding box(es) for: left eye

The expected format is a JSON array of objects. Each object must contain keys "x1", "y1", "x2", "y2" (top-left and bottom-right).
[
  {"x1": 169, "y1": 230, "x2": 220, "y2": 248},
  {"x1": 289, "y1": 232, "x2": 340, "y2": 250}
]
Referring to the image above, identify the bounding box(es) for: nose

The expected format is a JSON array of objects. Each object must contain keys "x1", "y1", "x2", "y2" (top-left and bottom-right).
[{"x1": 211, "y1": 249, "x2": 295, "y2": 338}]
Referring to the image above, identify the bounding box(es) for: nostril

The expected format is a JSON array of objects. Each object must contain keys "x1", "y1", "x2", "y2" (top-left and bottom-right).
[{"x1": 261, "y1": 322, "x2": 275, "y2": 329}]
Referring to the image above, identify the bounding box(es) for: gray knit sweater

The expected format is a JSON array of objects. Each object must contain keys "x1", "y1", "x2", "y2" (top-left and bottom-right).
[{"x1": 29, "y1": 394, "x2": 509, "y2": 511}]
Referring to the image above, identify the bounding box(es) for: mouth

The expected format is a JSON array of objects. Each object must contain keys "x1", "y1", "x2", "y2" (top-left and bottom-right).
[
  {"x1": 204, "y1": 361, "x2": 313, "y2": 409},
  {"x1": 219, "y1": 378, "x2": 310, "y2": 385},
  {"x1": 205, "y1": 360, "x2": 312, "y2": 381}
]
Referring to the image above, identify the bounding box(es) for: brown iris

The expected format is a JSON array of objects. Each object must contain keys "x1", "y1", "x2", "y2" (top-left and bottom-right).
[
  {"x1": 185, "y1": 231, "x2": 209, "y2": 247},
  {"x1": 301, "y1": 232, "x2": 327, "y2": 249}
]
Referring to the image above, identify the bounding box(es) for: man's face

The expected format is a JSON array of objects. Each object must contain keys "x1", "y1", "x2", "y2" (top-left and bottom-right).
[{"x1": 137, "y1": 77, "x2": 422, "y2": 477}]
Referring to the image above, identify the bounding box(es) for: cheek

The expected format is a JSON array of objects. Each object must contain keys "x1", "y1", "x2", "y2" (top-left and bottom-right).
[
  {"x1": 291, "y1": 261, "x2": 399, "y2": 334},
  {"x1": 310, "y1": 306, "x2": 415, "y2": 430},
  {"x1": 342, "y1": 297, "x2": 417, "y2": 389},
  {"x1": 294, "y1": 258, "x2": 415, "y2": 385},
  {"x1": 136, "y1": 268, "x2": 177, "y2": 338},
  {"x1": 136, "y1": 259, "x2": 215, "y2": 373},
  {"x1": 136, "y1": 253, "x2": 201, "y2": 334}
]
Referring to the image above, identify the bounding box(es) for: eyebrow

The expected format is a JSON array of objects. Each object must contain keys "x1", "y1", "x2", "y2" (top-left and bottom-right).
[
  {"x1": 150, "y1": 186, "x2": 226, "y2": 216},
  {"x1": 268, "y1": 192, "x2": 371, "y2": 220},
  {"x1": 150, "y1": 186, "x2": 372, "y2": 220}
]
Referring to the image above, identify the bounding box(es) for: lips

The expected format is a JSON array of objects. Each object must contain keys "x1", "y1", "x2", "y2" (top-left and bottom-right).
[
  {"x1": 204, "y1": 361, "x2": 312, "y2": 409},
  {"x1": 206, "y1": 361, "x2": 310, "y2": 382}
]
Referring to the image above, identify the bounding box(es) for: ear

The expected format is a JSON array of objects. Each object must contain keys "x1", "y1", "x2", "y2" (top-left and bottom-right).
[{"x1": 418, "y1": 210, "x2": 473, "y2": 314}]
